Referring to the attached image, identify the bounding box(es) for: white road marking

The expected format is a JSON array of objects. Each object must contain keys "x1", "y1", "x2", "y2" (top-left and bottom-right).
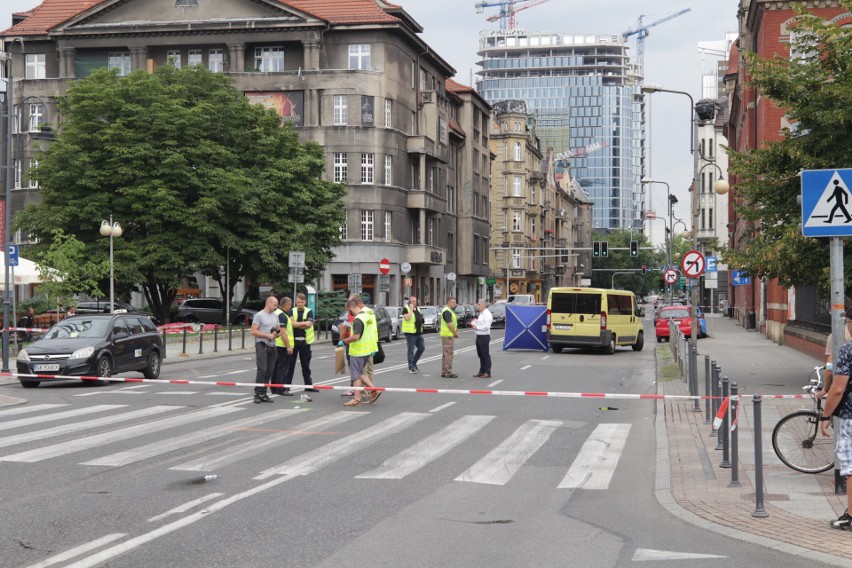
[
  {"x1": 487, "y1": 379, "x2": 503, "y2": 388},
  {"x1": 147, "y1": 493, "x2": 224, "y2": 522},
  {"x1": 255, "y1": 412, "x2": 430, "y2": 479},
  {"x1": 358, "y1": 415, "x2": 494, "y2": 480},
  {"x1": 456, "y1": 419, "x2": 562, "y2": 485},
  {"x1": 154, "y1": 391, "x2": 197, "y2": 395},
  {"x1": 0, "y1": 405, "x2": 126, "y2": 432},
  {"x1": 429, "y1": 401, "x2": 456, "y2": 413},
  {"x1": 520, "y1": 365, "x2": 531, "y2": 370},
  {"x1": 206, "y1": 392, "x2": 247, "y2": 396},
  {"x1": 22, "y1": 533, "x2": 127, "y2": 568},
  {"x1": 74, "y1": 391, "x2": 144, "y2": 397},
  {"x1": 117, "y1": 385, "x2": 150, "y2": 391},
  {"x1": 0, "y1": 407, "x2": 240, "y2": 463},
  {"x1": 558, "y1": 423, "x2": 631, "y2": 490},
  {"x1": 0, "y1": 406, "x2": 180, "y2": 449},
  {"x1": 632, "y1": 548, "x2": 726, "y2": 561},
  {"x1": 0, "y1": 403, "x2": 66, "y2": 417},
  {"x1": 172, "y1": 411, "x2": 365, "y2": 472},
  {"x1": 84, "y1": 409, "x2": 305, "y2": 467},
  {"x1": 542, "y1": 355, "x2": 549, "y2": 360}
]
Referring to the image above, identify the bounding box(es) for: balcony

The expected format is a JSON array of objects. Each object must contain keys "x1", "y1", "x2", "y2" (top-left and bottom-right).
[
  {"x1": 405, "y1": 244, "x2": 445, "y2": 265},
  {"x1": 407, "y1": 189, "x2": 446, "y2": 213},
  {"x1": 526, "y1": 204, "x2": 541, "y2": 216}
]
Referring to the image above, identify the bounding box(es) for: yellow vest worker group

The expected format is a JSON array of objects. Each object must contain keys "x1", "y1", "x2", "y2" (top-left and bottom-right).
[
  {"x1": 440, "y1": 306, "x2": 457, "y2": 337},
  {"x1": 401, "y1": 306, "x2": 421, "y2": 334},
  {"x1": 350, "y1": 310, "x2": 379, "y2": 357},
  {"x1": 290, "y1": 307, "x2": 314, "y2": 344},
  {"x1": 273, "y1": 308, "x2": 293, "y2": 348}
]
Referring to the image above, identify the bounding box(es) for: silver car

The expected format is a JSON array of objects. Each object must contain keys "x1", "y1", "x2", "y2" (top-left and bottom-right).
[
  {"x1": 419, "y1": 306, "x2": 439, "y2": 332},
  {"x1": 384, "y1": 306, "x2": 404, "y2": 340}
]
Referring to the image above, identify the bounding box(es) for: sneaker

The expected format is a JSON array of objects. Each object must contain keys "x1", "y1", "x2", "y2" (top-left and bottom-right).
[
  {"x1": 408, "y1": 368, "x2": 418, "y2": 374},
  {"x1": 281, "y1": 389, "x2": 293, "y2": 397},
  {"x1": 253, "y1": 394, "x2": 273, "y2": 404},
  {"x1": 369, "y1": 390, "x2": 383, "y2": 404},
  {"x1": 831, "y1": 510, "x2": 852, "y2": 530},
  {"x1": 343, "y1": 398, "x2": 362, "y2": 407},
  {"x1": 445, "y1": 373, "x2": 458, "y2": 379}
]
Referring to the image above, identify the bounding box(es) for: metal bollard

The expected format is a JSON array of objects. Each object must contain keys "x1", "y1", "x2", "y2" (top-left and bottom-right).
[
  {"x1": 751, "y1": 394, "x2": 769, "y2": 517},
  {"x1": 710, "y1": 364, "x2": 721, "y2": 438},
  {"x1": 689, "y1": 342, "x2": 701, "y2": 412},
  {"x1": 241, "y1": 324, "x2": 246, "y2": 349},
  {"x1": 728, "y1": 382, "x2": 741, "y2": 486},
  {"x1": 182, "y1": 327, "x2": 188, "y2": 355},
  {"x1": 704, "y1": 356, "x2": 712, "y2": 424},
  {"x1": 213, "y1": 326, "x2": 218, "y2": 353},
  {"x1": 198, "y1": 330, "x2": 204, "y2": 354},
  {"x1": 228, "y1": 325, "x2": 233, "y2": 352},
  {"x1": 719, "y1": 375, "x2": 731, "y2": 466},
  {"x1": 162, "y1": 329, "x2": 168, "y2": 359}
]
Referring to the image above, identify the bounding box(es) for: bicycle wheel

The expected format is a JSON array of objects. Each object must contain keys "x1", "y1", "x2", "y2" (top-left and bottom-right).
[{"x1": 772, "y1": 410, "x2": 835, "y2": 474}]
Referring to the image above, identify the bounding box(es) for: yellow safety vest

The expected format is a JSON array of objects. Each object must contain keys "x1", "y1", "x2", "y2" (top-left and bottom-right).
[
  {"x1": 401, "y1": 305, "x2": 420, "y2": 334},
  {"x1": 291, "y1": 307, "x2": 314, "y2": 344},
  {"x1": 350, "y1": 310, "x2": 379, "y2": 357},
  {"x1": 440, "y1": 306, "x2": 458, "y2": 337},
  {"x1": 274, "y1": 308, "x2": 293, "y2": 348}
]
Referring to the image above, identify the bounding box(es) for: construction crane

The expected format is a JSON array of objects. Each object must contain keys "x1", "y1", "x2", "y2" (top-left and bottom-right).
[
  {"x1": 475, "y1": 0, "x2": 552, "y2": 31},
  {"x1": 622, "y1": 8, "x2": 692, "y2": 79}
]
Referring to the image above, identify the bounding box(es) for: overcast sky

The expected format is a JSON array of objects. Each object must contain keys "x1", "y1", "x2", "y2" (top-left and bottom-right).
[{"x1": 5, "y1": 0, "x2": 740, "y2": 229}]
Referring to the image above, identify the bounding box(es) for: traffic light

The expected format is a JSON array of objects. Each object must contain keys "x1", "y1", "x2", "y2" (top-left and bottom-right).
[
  {"x1": 641, "y1": 264, "x2": 647, "y2": 274},
  {"x1": 593, "y1": 241, "x2": 600, "y2": 257},
  {"x1": 601, "y1": 241, "x2": 608, "y2": 257},
  {"x1": 629, "y1": 240, "x2": 639, "y2": 257}
]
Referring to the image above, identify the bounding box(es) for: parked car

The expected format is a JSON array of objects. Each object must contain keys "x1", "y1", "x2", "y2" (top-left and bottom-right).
[
  {"x1": 655, "y1": 306, "x2": 695, "y2": 342},
  {"x1": 175, "y1": 298, "x2": 257, "y2": 325},
  {"x1": 384, "y1": 305, "x2": 404, "y2": 340},
  {"x1": 16, "y1": 313, "x2": 163, "y2": 388},
  {"x1": 454, "y1": 303, "x2": 475, "y2": 326},
  {"x1": 330, "y1": 305, "x2": 393, "y2": 343},
  {"x1": 419, "y1": 306, "x2": 440, "y2": 332},
  {"x1": 488, "y1": 302, "x2": 507, "y2": 328}
]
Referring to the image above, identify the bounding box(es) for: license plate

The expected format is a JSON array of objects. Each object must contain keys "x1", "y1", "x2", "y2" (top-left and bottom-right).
[
  {"x1": 554, "y1": 324, "x2": 573, "y2": 331},
  {"x1": 34, "y1": 364, "x2": 60, "y2": 372}
]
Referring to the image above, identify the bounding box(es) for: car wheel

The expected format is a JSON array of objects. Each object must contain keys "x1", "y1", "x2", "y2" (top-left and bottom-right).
[
  {"x1": 96, "y1": 355, "x2": 113, "y2": 385},
  {"x1": 143, "y1": 350, "x2": 161, "y2": 380},
  {"x1": 19, "y1": 379, "x2": 40, "y2": 388},
  {"x1": 551, "y1": 345, "x2": 563, "y2": 354},
  {"x1": 384, "y1": 328, "x2": 392, "y2": 343},
  {"x1": 393, "y1": 325, "x2": 400, "y2": 340},
  {"x1": 632, "y1": 332, "x2": 644, "y2": 352},
  {"x1": 603, "y1": 336, "x2": 616, "y2": 355}
]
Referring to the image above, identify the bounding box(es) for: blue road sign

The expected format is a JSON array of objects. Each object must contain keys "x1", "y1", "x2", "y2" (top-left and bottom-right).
[
  {"x1": 706, "y1": 256, "x2": 718, "y2": 272},
  {"x1": 732, "y1": 270, "x2": 751, "y2": 286},
  {"x1": 801, "y1": 169, "x2": 852, "y2": 237},
  {"x1": 7, "y1": 244, "x2": 18, "y2": 267}
]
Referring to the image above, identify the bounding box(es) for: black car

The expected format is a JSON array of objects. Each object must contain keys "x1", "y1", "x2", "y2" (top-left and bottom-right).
[
  {"x1": 488, "y1": 302, "x2": 507, "y2": 328},
  {"x1": 454, "y1": 303, "x2": 475, "y2": 326},
  {"x1": 16, "y1": 314, "x2": 164, "y2": 388},
  {"x1": 330, "y1": 305, "x2": 393, "y2": 343},
  {"x1": 175, "y1": 298, "x2": 257, "y2": 325}
]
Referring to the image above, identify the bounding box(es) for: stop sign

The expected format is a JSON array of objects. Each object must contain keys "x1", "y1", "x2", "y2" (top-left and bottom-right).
[{"x1": 379, "y1": 258, "x2": 391, "y2": 274}]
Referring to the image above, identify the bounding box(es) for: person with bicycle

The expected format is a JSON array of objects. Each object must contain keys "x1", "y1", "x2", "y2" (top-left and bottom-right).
[
  {"x1": 818, "y1": 308, "x2": 852, "y2": 399},
  {"x1": 820, "y1": 330, "x2": 852, "y2": 530}
]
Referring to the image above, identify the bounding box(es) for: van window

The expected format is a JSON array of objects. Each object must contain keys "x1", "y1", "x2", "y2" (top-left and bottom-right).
[
  {"x1": 551, "y1": 292, "x2": 601, "y2": 314},
  {"x1": 607, "y1": 294, "x2": 633, "y2": 316}
]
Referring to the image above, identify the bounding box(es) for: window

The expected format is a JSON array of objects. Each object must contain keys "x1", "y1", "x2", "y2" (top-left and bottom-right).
[
  {"x1": 448, "y1": 185, "x2": 456, "y2": 214},
  {"x1": 512, "y1": 248, "x2": 521, "y2": 269},
  {"x1": 348, "y1": 44, "x2": 371, "y2": 70},
  {"x1": 13, "y1": 160, "x2": 22, "y2": 189},
  {"x1": 512, "y1": 211, "x2": 522, "y2": 232},
  {"x1": 333, "y1": 153, "x2": 347, "y2": 183},
  {"x1": 447, "y1": 233, "x2": 455, "y2": 262},
  {"x1": 28, "y1": 103, "x2": 43, "y2": 132},
  {"x1": 384, "y1": 211, "x2": 392, "y2": 243},
  {"x1": 25, "y1": 54, "x2": 46, "y2": 79},
  {"x1": 361, "y1": 154, "x2": 374, "y2": 184},
  {"x1": 514, "y1": 142, "x2": 522, "y2": 161},
  {"x1": 384, "y1": 99, "x2": 392, "y2": 128},
  {"x1": 167, "y1": 50, "x2": 182, "y2": 68},
  {"x1": 28, "y1": 158, "x2": 38, "y2": 188},
  {"x1": 333, "y1": 95, "x2": 348, "y2": 125},
  {"x1": 513, "y1": 176, "x2": 522, "y2": 196},
  {"x1": 473, "y1": 235, "x2": 481, "y2": 263},
  {"x1": 208, "y1": 49, "x2": 224, "y2": 72},
  {"x1": 340, "y1": 217, "x2": 348, "y2": 240},
  {"x1": 254, "y1": 46, "x2": 284, "y2": 72},
  {"x1": 188, "y1": 50, "x2": 203, "y2": 67},
  {"x1": 361, "y1": 210, "x2": 374, "y2": 241},
  {"x1": 419, "y1": 67, "x2": 427, "y2": 91},
  {"x1": 108, "y1": 52, "x2": 132, "y2": 76},
  {"x1": 384, "y1": 155, "x2": 392, "y2": 186},
  {"x1": 410, "y1": 60, "x2": 416, "y2": 88}
]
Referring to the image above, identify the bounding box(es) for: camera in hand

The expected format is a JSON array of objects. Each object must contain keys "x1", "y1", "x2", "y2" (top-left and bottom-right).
[{"x1": 270, "y1": 327, "x2": 280, "y2": 335}]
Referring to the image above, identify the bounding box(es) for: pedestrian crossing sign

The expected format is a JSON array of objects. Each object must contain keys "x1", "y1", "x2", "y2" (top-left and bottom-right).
[{"x1": 801, "y1": 169, "x2": 852, "y2": 236}]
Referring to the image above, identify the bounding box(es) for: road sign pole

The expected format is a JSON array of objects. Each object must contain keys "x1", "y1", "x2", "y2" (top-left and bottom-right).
[{"x1": 830, "y1": 236, "x2": 847, "y2": 495}]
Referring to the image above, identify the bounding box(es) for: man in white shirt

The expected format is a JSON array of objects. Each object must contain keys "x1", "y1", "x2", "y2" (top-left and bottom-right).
[{"x1": 469, "y1": 299, "x2": 493, "y2": 378}]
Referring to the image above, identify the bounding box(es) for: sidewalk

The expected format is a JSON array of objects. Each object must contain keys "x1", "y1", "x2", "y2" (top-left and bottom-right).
[{"x1": 656, "y1": 315, "x2": 852, "y2": 565}]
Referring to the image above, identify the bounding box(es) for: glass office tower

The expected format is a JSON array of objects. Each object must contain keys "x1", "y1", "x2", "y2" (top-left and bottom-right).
[{"x1": 477, "y1": 30, "x2": 644, "y2": 230}]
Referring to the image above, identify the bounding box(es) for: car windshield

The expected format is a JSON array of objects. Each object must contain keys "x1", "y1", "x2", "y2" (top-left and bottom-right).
[
  {"x1": 661, "y1": 309, "x2": 690, "y2": 319},
  {"x1": 420, "y1": 307, "x2": 437, "y2": 316},
  {"x1": 43, "y1": 318, "x2": 111, "y2": 340},
  {"x1": 489, "y1": 303, "x2": 506, "y2": 316}
]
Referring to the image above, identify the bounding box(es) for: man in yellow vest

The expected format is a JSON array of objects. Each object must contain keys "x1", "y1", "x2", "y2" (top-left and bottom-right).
[
  {"x1": 338, "y1": 298, "x2": 382, "y2": 406},
  {"x1": 271, "y1": 296, "x2": 294, "y2": 396},
  {"x1": 286, "y1": 292, "x2": 318, "y2": 393},
  {"x1": 440, "y1": 296, "x2": 460, "y2": 378},
  {"x1": 402, "y1": 295, "x2": 425, "y2": 374}
]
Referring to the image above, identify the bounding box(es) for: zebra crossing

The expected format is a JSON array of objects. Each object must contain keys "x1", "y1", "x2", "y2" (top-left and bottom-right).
[{"x1": 0, "y1": 402, "x2": 632, "y2": 489}]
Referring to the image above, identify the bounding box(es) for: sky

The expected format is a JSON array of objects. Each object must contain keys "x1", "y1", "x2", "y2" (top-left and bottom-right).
[{"x1": 5, "y1": 0, "x2": 740, "y2": 233}]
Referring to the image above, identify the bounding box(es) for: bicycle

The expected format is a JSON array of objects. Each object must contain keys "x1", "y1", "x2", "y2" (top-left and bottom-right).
[{"x1": 771, "y1": 365, "x2": 835, "y2": 474}]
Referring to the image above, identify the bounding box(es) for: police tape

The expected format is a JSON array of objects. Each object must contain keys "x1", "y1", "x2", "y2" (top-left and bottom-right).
[{"x1": 1, "y1": 371, "x2": 819, "y2": 400}]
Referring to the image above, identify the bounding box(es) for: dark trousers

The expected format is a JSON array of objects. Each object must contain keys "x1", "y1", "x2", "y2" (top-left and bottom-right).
[
  {"x1": 255, "y1": 342, "x2": 277, "y2": 395},
  {"x1": 286, "y1": 340, "x2": 313, "y2": 386},
  {"x1": 274, "y1": 346, "x2": 291, "y2": 388},
  {"x1": 406, "y1": 333, "x2": 425, "y2": 370},
  {"x1": 475, "y1": 334, "x2": 491, "y2": 374}
]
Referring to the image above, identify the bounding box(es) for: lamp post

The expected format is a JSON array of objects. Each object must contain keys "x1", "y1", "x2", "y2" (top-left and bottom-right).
[
  {"x1": 99, "y1": 217, "x2": 123, "y2": 313},
  {"x1": 641, "y1": 178, "x2": 675, "y2": 304}
]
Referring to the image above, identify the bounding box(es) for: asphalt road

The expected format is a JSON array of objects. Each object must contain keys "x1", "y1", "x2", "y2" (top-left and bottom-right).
[{"x1": 0, "y1": 320, "x2": 838, "y2": 568}]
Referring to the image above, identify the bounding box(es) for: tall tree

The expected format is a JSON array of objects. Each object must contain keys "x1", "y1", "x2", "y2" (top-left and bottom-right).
[
  {"x1": 725, "y1": 1, "x2": 852, "y2": 291},
  {"x1": 17, "y1": 66, "x2": 346, "y2": 323}
]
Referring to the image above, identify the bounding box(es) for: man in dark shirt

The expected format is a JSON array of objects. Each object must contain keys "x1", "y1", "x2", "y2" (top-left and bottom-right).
[
  {"x1": 821, "y1": 336, "x2": 852, "y2": 529},
  {"x1": 402, "y1": 296, "x2": 425, "y2": 374}
]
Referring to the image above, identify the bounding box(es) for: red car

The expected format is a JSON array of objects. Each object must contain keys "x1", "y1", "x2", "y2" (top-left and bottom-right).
[{"x1": 655, "y1": 306, "x2": 695, "y2": 342}]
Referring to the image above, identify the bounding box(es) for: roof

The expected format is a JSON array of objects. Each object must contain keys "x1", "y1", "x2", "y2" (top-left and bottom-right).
[
  {"x1": 445, "y1": 78, "x2": 474, "y2": 94},
  {"x1": 2, "y1": 0, "x2": 406, "y2": 36}
]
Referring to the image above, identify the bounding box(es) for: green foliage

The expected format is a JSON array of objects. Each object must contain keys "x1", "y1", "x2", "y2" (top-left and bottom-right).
[
  {"x1": 33, "y1": 229, "x2": 108, "y2": 306},
  {"x1": 17, "y1": 66, "x2": 346, "y2": 324},
  {"x1": 725, "y1": 1, "x2": 852, "y2": 291},
  {"x1": 589, "y1": 230, "x2": 666, "y2": 294},
  {"x1": 316, "y1": 290, "x2": 347, "y2": 320}
]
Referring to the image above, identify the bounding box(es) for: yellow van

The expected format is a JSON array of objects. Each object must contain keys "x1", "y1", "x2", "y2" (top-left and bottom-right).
[{"x1": 546, "y1": 287, "x2": 645, "y2": 354}]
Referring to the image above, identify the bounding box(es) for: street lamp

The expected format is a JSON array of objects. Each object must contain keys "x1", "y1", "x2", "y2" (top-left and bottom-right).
[
  {"x1": 642, "y1": 178, "x2": 676, "y2": 304},
  {"x1": 99, "y1": 217, "x2": 123, "y2": 313}
]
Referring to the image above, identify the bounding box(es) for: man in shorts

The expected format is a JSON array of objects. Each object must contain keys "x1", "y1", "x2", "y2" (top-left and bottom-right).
[
  {"x1": 338, "y1": 298, "x2": 382, "y2": 407},
  {"x1": 821, "y1": 332, "x2": 852, "y2": 529}
]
